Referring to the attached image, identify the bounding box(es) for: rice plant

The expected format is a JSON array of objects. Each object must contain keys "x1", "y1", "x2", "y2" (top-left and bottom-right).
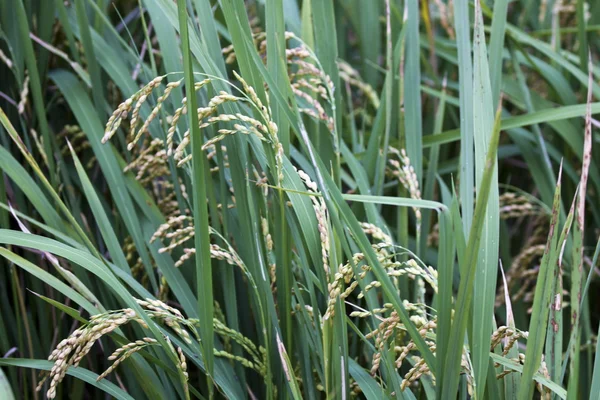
[{"x1": 0, "y1": 0, "x2": 598, "y2": 399}]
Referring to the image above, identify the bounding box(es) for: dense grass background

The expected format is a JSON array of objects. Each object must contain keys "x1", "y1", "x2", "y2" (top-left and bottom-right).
[{"x1": 0, "y1": 0, "x2": 599, "y2": 398}]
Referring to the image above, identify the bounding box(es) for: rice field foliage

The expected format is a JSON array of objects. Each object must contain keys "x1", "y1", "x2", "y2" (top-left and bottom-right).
[{"x1": 0, "y1": 0, "x2": 599, "y2": 398}]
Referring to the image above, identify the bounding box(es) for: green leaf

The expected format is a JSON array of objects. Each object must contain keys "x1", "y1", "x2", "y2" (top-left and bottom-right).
[
  {"x1": 452, "y1": 0, "x2": 475, "y2": 234},
  {"x1": 49, "y1": 69, "x2": 158, "y2": 290},
  {"x1": 441, "y1": 95, "x2": 503, "y2": 398},
  {"x1": 517, "y1": 166, "x2": 566, "y2": 399},
  {"x1": 422, "y1": 102, "x2": 600, "y2": 148},
  {"x1": 176, "y1": 1, "x2": 214, "y2": 395},
  {"x1": 68, "y1": 143, "x2": 130, "y2": 272},
  {"x1": 471, "y1": 1, "x2": 500, "y2": 395},
  {"x1": 0, "y1": 247, "x2": 98, "y2": 315},
  {"x1": 0, "y1": 359, "x2": 134, "y2": 400},
  {"x1": 0, "y1": 367, "x2": 15, "y2": 400},
  {"x1": 348, "y1": 359, "x2": 386, "y2": 400}
]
